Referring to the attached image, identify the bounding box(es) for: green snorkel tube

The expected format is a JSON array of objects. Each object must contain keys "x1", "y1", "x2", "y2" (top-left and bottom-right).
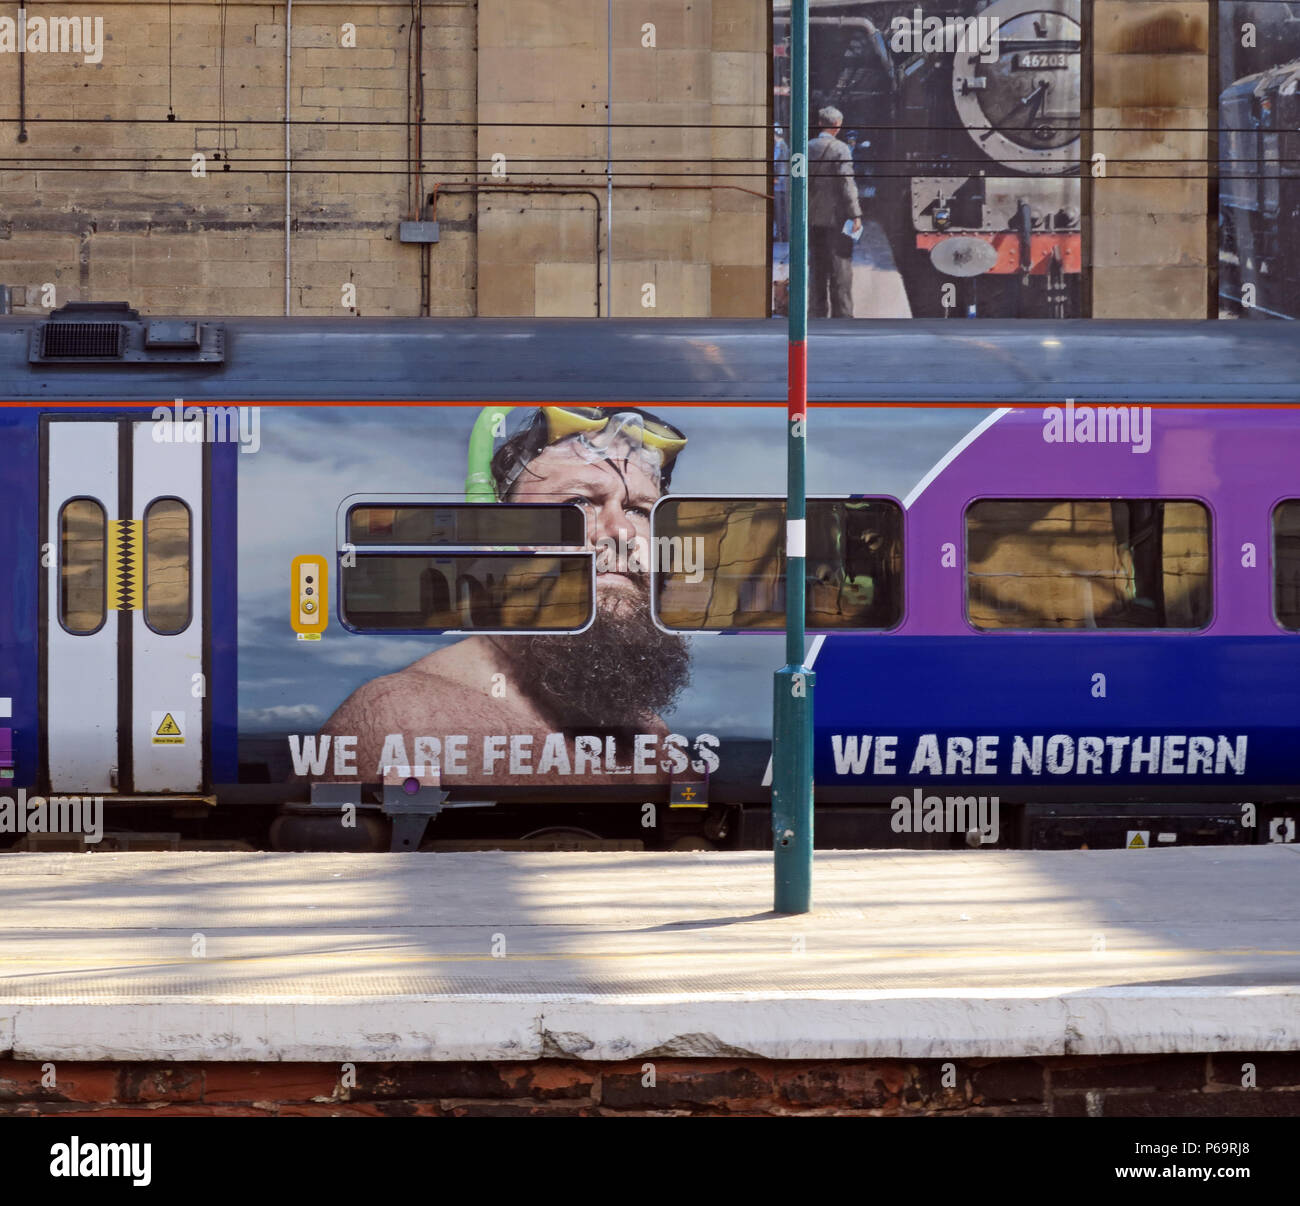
[{"x1": 465, "y1": 405, "x2": 514, "y2": 501}]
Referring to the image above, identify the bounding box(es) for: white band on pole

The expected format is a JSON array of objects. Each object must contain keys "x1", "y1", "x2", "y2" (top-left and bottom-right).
[{"x1": 787, "y1": 519, "x2": 806, "y2": 558}]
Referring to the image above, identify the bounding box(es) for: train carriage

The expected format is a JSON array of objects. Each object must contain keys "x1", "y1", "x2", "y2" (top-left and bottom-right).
[{"x1": 2, "y1": 305, "x2": 1299, "y2": 851}]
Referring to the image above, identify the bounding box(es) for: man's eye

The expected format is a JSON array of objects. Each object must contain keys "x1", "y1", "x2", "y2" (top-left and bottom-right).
[{"x1": 625, "y1": 505, "x2": 650, "y2": 520}]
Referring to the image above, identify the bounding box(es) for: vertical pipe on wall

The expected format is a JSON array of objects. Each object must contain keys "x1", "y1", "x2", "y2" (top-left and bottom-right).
[
  {"x1": 605, "y1": 0, "x2": 613, "y2": 317},
  {"x1": 284, "y1": 0, "x2": 293, "y2": 316},
  {"x1": 17, "y1": 8, "x2": 28, "y2": 143}
]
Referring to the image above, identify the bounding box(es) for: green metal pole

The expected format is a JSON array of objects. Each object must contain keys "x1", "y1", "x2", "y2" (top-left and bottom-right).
[{"x1": 773, "y1": 0, "x2": 814, "y2": 914}]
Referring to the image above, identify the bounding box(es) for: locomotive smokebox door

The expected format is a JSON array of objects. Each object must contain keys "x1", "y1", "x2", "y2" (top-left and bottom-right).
[{"x1": 930, "y1": 236, "x2": 1000, "y2": 277}]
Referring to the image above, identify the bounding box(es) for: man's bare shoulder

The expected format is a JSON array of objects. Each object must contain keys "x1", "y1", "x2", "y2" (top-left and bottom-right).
[
  {"x1": 321, "y1": 638, "x2": 517, "y2": 736},
  {"x1": 321, "y1": 666, "x2": 433, "y2": 730}
]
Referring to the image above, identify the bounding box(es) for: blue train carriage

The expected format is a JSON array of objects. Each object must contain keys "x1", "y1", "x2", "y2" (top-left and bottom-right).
[{"x1": 2, "y1": 302, "x2": 1299, "y2": 852}]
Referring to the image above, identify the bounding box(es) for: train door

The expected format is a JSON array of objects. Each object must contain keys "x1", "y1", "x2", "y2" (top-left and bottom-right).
[{"x1": 44, "y1": 416, "x2": 206, "y2": 795}]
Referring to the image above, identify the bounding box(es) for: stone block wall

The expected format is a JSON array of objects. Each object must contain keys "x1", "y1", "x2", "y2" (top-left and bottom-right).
[{"x1": 0, "y1": 2, "x2": 1230, "y2": 319}]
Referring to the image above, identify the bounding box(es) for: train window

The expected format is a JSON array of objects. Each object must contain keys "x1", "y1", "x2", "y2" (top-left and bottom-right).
[
  {"x1": 58, "y1": 498, "x2": 107, "y2": 635},
  {"x1": 653, "y1": 498, "x2": 903, "y2": 631},
  {"x1": 341, "y1": 552, "x2": 593, "y2": 633},
  {"x1": 144, "y1": 497, "x2": 192, "y2": 635},
  {"x1": 347, "y1": 503, "x2": 585, "y2": 547},
  {"x1": 1272, "y1": 502, "x2": 1300, "y2": 630},
  {"x1": 966, "y1": 500, "x2": 1212, "y2": 631}
]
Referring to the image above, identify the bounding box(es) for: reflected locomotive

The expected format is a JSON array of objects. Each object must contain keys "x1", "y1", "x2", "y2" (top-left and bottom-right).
[{"x1": 774, "y1": 0, "x2": 1083, "y2": 317}]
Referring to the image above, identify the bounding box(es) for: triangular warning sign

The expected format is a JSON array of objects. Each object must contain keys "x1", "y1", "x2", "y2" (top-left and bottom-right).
[
  {"x1": 1127, "y1": 832, "x2": 1147, "y2": 849},
  {"x1": 155, "y1": 713, "x2": 182, "y2": 736}
]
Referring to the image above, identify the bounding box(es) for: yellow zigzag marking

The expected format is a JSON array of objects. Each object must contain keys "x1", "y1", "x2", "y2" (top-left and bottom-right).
[{"x1": 108, "y1": 519, "x2": 142, "y2": 611}]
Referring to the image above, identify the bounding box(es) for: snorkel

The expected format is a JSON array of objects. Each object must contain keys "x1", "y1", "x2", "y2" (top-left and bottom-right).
[{"x1": 465, "y1": 406, "x2": 513, "y2": 501}]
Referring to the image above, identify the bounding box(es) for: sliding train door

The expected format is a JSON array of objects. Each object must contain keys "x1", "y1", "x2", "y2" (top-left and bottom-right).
[{"x1": 44, "y1": 416, "x2": 206, "y2": 795}]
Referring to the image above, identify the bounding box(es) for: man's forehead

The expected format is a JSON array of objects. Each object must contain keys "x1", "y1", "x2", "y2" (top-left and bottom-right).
[{"x1": 514, "y1": 440, "x2": 662, "y2": 497}]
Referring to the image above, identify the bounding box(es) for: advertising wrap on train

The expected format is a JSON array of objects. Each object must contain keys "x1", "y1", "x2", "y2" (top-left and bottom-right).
[
  {"x1": 239, "y1": 402, "x2": 951, "y2": 788},
  {"x1": 234, "y1": 402, "x2": 1276, "y2": 795}
]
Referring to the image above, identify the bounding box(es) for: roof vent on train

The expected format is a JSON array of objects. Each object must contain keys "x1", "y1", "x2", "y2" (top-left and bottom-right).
[{"x1": 29, "y1": 301, "x2": 224, "y2": 365}]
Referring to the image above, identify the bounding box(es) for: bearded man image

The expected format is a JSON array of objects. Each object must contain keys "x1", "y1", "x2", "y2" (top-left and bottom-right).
[{"x1": 317, "y1": 407, "x2": 700, "y2": 786}]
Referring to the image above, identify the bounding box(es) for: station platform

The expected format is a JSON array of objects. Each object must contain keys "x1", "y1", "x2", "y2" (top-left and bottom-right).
[{"x1": 1, "y1": 845, "x2": 1297, "y2": 1064}]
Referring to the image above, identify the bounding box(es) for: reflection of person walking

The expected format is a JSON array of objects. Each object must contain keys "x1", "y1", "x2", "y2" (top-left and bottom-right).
[
  {"x1": 808, "y1": 106, "x2": 862, "y2": 318},
  {"x1": 773, "y1": 126, "x2": 790, "y2": 243}
]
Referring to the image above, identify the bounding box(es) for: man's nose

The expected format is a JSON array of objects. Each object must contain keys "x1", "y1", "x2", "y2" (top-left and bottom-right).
[{"x1": 590, "y1": 498, "x2": 629, "y2": 545}]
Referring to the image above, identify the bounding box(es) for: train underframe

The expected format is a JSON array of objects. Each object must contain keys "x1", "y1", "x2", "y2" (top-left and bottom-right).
[{"x1": 5, "y1": 792, "x2": 1294, "y2": 854}]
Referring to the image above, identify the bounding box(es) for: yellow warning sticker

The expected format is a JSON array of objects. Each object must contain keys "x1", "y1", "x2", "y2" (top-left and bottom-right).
[
  {"x1": 151, "y1": 711, "x2": 185, "y2": 745},
  {"x1": 1126, "y1": 830, "x2": 1148, "y2": 850}
]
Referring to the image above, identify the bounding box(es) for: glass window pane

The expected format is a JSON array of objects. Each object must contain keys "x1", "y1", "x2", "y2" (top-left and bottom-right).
[
  {"x1": 655, "y1": 498, "x2": 903, "y2": 630},
  {"x1": 347, "y1": 503, "x2": 585, "y2": 547},
  {"x1": 342, "y1": 553, "x2": 592, "y2": 632},
  {"x1": 1273, "y1": 501, "x2": 1300, "y2": 629},
  {"x1": 144, "y1": 498, "x2": 192, "y2": 634},
  {"x1": 966, "y1": 499, "x2": 1212, "y2": 630},
  {"x1": 59, "y1": 498, "x2": 107, "y2": 634}
]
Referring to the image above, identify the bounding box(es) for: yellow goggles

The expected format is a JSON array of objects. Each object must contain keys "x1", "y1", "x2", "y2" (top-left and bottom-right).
[{"x1": 542, "y1": 406, "x2": 688, "y2": 461}]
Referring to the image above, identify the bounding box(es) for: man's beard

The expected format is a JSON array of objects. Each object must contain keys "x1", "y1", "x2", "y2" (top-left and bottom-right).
[{"x1": 511, "y1": 575, "x2": 691, "y2": 729}]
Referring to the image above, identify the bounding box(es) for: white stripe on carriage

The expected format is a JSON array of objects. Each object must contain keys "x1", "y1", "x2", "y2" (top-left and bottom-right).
[{"x1": 902, "y1": 407, "x2": 1012, "y2": 510}]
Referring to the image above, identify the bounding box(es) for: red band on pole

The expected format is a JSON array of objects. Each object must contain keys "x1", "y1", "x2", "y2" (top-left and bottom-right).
[{"x1": 787, "y1": 340, "x2": 807, "y2": 421}]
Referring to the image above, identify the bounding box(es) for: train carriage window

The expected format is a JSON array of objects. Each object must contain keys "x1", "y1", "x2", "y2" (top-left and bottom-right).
[
  {"x1": 58, "y1": 498, "x2": 107, "y2": 634},
  {"x1": 966, "y1": 500, "x2": 1212, "y2": 630},
  {"x1": 1272, "y1": 501, "x2": 1300, "y2": 629},
  {"x1": 347, "y1": 503, "x2": 585, "y2": 547},
  {"x1": 144, "y1": 498, "x2": 192, "y2": 635},
  {"x1": 654, "y1": 498, "x2": 903, "y2": 631},
  {"x1": 342, "y1": 552, "x2": 592, "y2": 633}
]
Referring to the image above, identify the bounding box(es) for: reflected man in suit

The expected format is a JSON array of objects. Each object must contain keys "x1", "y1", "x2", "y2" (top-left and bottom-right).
[{"x1": 808, "y1": 105, "x2": 862, "y2": 318}]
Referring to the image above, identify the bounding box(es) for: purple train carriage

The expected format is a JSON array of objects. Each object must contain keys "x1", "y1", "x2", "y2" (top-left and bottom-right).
[{"x1": 1, "y1": 304, "x2": 1297, "y2": 851}]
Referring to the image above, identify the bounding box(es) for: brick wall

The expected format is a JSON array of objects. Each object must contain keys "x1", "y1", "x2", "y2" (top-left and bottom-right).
[{"x1": 3, "y1": 1054, "x2": 1298, "y2": 1116}]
